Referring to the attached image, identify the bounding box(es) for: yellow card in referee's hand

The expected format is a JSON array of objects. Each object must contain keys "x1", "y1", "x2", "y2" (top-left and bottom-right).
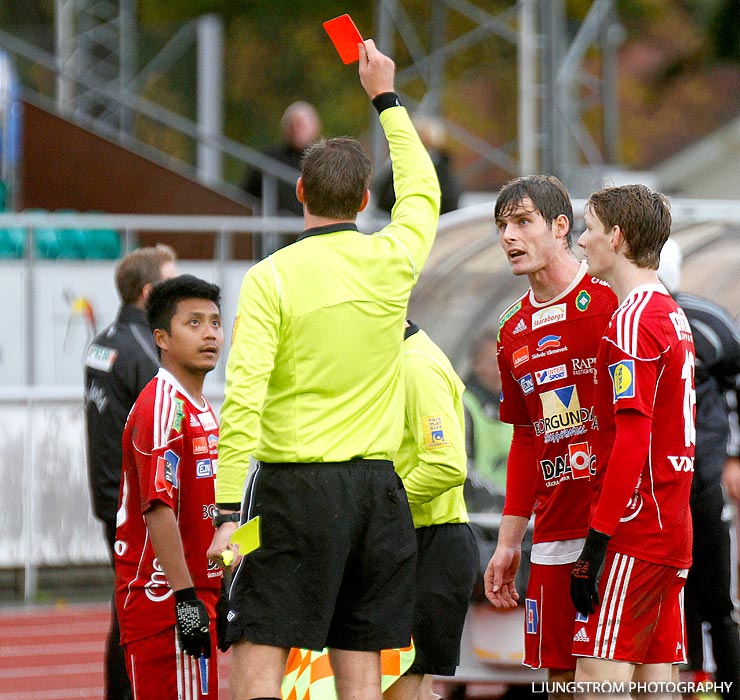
[{"x1": 230, "y1": 515, "x2": 261, "y2": 555}]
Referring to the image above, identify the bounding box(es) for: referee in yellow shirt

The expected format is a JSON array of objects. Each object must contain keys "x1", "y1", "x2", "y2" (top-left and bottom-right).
[{"x1": 208, "y1": 39, "x2": 441, "y2": 700}]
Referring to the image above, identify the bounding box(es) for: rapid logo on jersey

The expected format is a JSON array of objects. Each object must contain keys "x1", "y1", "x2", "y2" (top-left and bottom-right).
[
  {"x1": 423, "y1": 415, "x2": 450, "y2": 449},
  {"x1": 609, "y1": 360, "x2": 635, "y2": 399},
  {"x1": 531, "y1": 304, "x2": 566, "y2": 329},
  {"x1": 535, "y1": 363, "x2": 567, "y2": 385},
  {"x1": 155, "y1": 449, "x2": 180, "y2": 496},
  {"x1": 571, "y1": 357, "x2": 596, "y2": 376}
]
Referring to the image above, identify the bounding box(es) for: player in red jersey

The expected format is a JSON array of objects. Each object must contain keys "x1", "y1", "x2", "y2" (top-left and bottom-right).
[
  {"x1": 572, "y1": 184, "x2": 695, "y2": 694},
  {"x1": 484, "y1": 175, "x2": 617, "y2": 691},
  {"x1": 114, "y1": 274, "x2": 224, "y2": 700}
]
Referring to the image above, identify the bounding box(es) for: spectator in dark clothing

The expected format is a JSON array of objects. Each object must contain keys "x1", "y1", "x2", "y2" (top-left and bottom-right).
[
  {"x1": 242, "y1": 100, "x2": 322, "y2": 217},
  {"x1": 659, "y1": 238, "x2": 740, "y2": 700},
  {"x1": 373, "y1": 112, "x2": 461, "y2": 215},
  {"x1": 84, "y1": 244, "x2": 177, "y2": 700},
  {"x1": 462, "y1": 327, "x2": 511, "y2": 512}
]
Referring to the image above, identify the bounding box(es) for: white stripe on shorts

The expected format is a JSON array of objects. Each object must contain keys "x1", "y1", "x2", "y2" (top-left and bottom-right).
[{"x1": 593, "y1": 552, "x2": 634, "y2": 658}]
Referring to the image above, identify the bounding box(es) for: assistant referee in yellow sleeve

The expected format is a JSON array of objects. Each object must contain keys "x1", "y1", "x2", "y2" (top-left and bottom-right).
[
  {"x1": 385, "y1": 322, "x2": 477, "y2": 700},
  {"x1": 207, "y1": 39, "x2": 441, "y2": 700}
]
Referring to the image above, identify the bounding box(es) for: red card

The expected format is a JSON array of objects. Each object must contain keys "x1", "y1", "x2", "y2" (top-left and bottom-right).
[{"x1": 323, "y1": 14, "x2": 364, "y2": 64}]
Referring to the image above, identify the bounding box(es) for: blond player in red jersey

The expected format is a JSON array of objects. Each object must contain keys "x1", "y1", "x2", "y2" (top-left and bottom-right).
[
  {"x1": 572, "y1": 185, "x2": 695, "y2": 698},
  {"x1": 484, "y1": 175, "x2": 617, "y2": 695}
]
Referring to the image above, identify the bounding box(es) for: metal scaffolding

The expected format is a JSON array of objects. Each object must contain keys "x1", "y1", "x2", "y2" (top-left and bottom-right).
[
  {"x1": 373, "y1": 0, "x2": 624, "y2": 193},
  {"x1": 49, "y1": 0, "x2": 624, "y2": 196},
  {"x1": 55, "y1": 0, "x2": 137, "y2": 134}
]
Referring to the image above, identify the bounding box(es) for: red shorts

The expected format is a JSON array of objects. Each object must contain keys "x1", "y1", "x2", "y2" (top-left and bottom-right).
[
  {"x1": 572, "y1": 551, "x2": 688, "y2": 664},
  {"x1": 523, "y1": 562, "x2": 578, "y2": 671},
  {"x1": 124, "y1": 624, "x2": 219, "y2": 700}
]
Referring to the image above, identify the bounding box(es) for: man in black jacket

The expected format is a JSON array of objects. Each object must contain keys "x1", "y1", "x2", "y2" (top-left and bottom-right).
[
  {"x1": 84, "y1": 244, "x2": 176, "y2": 700},
  {"x1": 659, "y1": 239, "x2": 740, "y2": 700}
]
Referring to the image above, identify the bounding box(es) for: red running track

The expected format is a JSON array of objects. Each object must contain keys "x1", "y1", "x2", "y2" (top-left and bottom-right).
[{"x1": 0, "y1": 602, "x2": 231, "y2": 700}]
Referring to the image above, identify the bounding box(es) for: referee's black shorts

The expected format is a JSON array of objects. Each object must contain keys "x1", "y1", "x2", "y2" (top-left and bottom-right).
[
  {"x1": 223, "y1": 460, "x2": 417, "y2": 652},
  {"x1": 408, "y1": 522, "x2": 478, "y2": 676}
]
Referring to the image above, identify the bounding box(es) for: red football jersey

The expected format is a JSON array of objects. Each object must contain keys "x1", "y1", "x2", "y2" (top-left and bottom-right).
[
  {"x1": 591, "y1": 284, "x2": 695, "y2": 568},
  {"x1": 498, "y1": 262, "x2": 617, "y2": 548},
  {"x1": 115, "y1": 368, "x2": 222, "y2": 645}
]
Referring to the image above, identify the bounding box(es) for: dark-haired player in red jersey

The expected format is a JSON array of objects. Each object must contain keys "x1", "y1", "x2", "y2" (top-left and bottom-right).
[
  {"x1": 572, "y1": 185, "x2": 695, "y2": 695},
  {"x1": 114, "y1": 274, "x2": 224, "y2": 700},
  {"x1": 484, "y1": 175, "x2": 617, "y2": 693}
]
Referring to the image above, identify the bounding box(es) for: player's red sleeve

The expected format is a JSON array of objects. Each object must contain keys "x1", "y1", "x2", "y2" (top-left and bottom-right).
[
  {"x1": 502, "y1": 424, "x2": 537, "y2": 518},
  {"x1": 590, "y1": 408, "x2": 651, "y2": 537}
]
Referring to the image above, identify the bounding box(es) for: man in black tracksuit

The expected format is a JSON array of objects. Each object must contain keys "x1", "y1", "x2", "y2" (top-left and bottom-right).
[
  {"x1": 84, "y1": 244, "x2": 176, "y2": 700},
  {"x1": 659, "y1": 240, "x2": 740, "y2": 700}
]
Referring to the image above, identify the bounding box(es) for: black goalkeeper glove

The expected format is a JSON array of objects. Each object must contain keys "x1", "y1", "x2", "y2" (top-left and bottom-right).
[
  {"x1": 570, "y1": 528, "x2": 610, "y2": 616},
  {"x1": 174, "y1": 587, "x2": 212, "y2": 658}
]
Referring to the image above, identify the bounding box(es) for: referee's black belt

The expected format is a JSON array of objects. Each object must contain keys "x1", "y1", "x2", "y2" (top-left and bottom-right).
[{"x1": 259, "y1": 458, "x2": 394, "y2": 469}]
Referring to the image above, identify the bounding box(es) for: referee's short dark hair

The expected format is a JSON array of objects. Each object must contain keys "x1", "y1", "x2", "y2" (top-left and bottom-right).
[
  {"x1": 146, "y1": 274, "x2": 221, "y2": 334},
  {"x1": 301, "y1": 137, "x2": 372, "y2": 220}
]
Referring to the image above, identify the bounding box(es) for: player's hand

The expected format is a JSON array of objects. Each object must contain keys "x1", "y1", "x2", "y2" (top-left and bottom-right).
[
  {"x1": 723, "y1": 457, "x2": 740, "y2": 503},
  {"x1": 570, "y1": 528, "x2": 610, "y2": 616},
  {"x1": 174, "y1": 587, "x2": 211, "y2": 658},
  {"x1": 358, "y1": 39, "x2": 395, "y2": 99},
  {"x1": 484, "y1": 544, "x2": 521, "y2": 609}
]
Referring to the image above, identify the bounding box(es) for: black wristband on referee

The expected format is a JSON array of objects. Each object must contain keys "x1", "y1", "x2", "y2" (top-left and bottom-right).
[
  {"x1": 174, "y1": 587, "x2": 198, "y2": 604},
  {"x1": 372, "y1": 92, "x2": 402, "y2": 114},
  {"x1": 216, "y1": 502, "x2": 241, "y2": 512}
]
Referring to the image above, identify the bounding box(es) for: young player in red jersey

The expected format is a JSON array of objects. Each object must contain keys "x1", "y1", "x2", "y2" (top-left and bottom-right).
[
  {"x1": 484, "y1": 175, "x2": 617, "y2": 690},
  {"x1": 114, "y1": 275, "x2": 224, "y2": 700},
  {"x1": 572, "y1": 185, "x2": 695, "y2": 693}
]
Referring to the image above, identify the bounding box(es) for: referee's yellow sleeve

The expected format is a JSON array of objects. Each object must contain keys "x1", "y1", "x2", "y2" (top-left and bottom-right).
[{"x1": 216, "y1": 262, "x2": 280, "y2": 503}]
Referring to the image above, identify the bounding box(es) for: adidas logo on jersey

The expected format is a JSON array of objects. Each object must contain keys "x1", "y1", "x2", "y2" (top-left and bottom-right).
[
  {"x1": 513, "y1": 319, "x2": 527, "y2": 334},
  {"x1": 573, "y1": 627, "x2": 590, "y2": 643}
]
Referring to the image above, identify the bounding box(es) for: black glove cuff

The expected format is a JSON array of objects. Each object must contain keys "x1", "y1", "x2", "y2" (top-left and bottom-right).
[
  {"x1": 582, "y1": 528, "x2": 610, "y2": 560},
  {"x1": 174, "y1": 587, "x2": 198, "y2": 604},
  {"x1": 372, "y1": 92, "x2": 402, "y2": 114}
]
